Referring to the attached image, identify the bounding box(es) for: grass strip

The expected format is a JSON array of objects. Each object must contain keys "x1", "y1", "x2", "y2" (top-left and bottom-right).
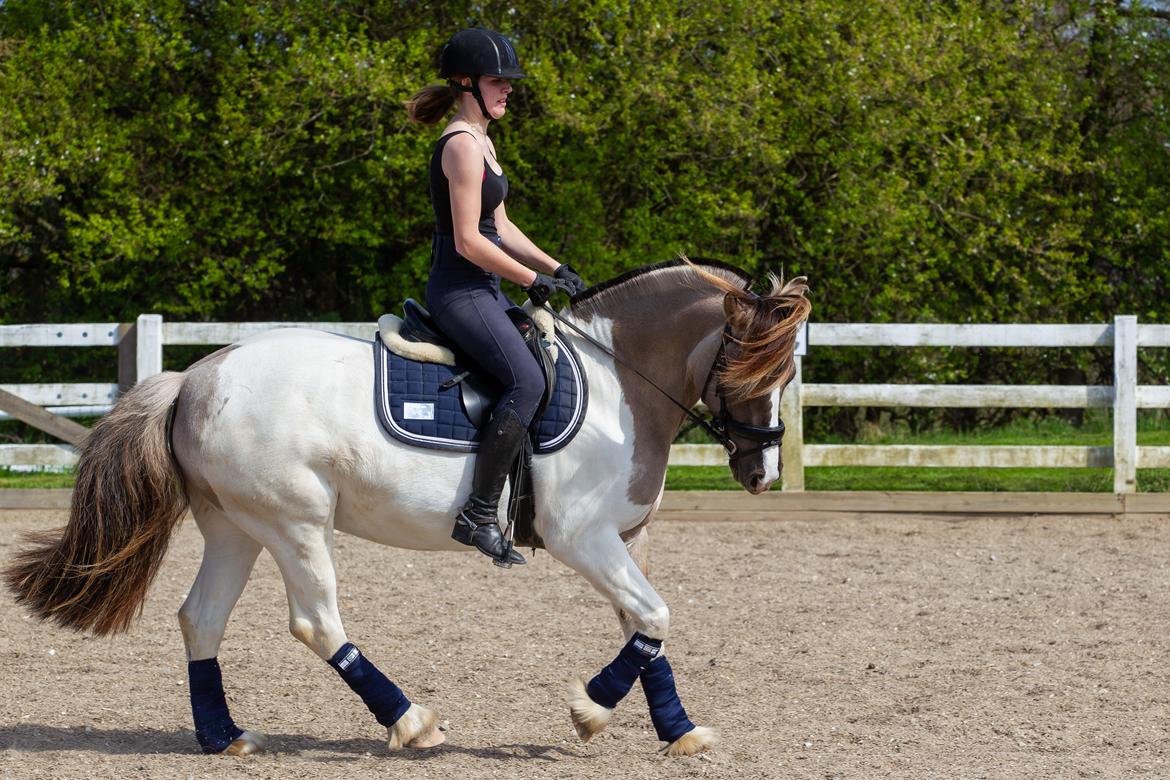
[
  {"x1": 662, "y1": 465, "x2": 1170, "y2": 492},
  {"x1": 0, "y1": 469, "x2": 77, "y2": 489}
]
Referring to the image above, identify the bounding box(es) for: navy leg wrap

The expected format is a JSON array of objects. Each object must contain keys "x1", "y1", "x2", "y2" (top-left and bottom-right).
[
  {"x1": 328, "y1": 642, "x2": 411, "y2": 728},
  {"x1": 641, "y1": 654, "x2": 696, "y2": 743},
  {"x1": 188, "y1": 657, "x2": 244, "y2": 754},
  {"x1": 585, "y1": 633, "x2": 663, "y2": 709}
]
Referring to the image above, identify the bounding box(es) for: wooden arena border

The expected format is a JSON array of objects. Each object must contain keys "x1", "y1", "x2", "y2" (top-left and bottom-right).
[
  {"x1": 4, "y1": 314, "x2": 1169, "y2": 501},
  {"x1": 4, "y1": 489, "x2": 1169, "y2": 516}
]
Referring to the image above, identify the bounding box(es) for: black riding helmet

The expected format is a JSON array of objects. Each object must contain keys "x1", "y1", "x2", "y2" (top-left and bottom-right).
[{"x1": 440, "y1": 27, "x2": 527, "y2": 120}]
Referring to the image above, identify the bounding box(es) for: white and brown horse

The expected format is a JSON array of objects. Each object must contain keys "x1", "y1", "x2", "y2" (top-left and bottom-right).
[{"x1": 5, "y1": 260, "x2": 809, "y2": 757}]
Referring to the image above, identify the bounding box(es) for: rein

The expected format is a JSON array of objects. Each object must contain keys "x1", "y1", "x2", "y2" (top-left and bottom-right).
[{"x1": 539, "y1": 305, "x2": 785, "y2": 460}]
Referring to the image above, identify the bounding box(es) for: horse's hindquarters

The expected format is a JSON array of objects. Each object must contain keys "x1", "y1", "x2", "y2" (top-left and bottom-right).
[{"x1": 171, "y1": 329, "x2": 486, "y2": 551}]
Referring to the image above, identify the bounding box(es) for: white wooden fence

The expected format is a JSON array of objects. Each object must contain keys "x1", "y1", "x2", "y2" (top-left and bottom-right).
[{"x1": 2, "y1": 315, "x2": 1164, "y2": 495}]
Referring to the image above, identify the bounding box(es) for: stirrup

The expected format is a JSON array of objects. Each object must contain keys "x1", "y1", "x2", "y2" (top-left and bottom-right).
[{"x1": 452, "y1": 513, "x2": 526, "y2": 567}]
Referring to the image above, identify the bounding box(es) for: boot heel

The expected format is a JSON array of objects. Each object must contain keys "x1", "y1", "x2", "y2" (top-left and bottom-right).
[{"x1": 451, "y1": 514, "x2": 477, "y2": 546}]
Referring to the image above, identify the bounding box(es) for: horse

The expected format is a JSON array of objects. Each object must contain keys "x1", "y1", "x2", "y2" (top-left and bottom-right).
[{"x1": 5, "y1": 259, "x2": 810, "y2": 758}]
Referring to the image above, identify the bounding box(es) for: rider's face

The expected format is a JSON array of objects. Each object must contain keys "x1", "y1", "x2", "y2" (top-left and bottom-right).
[{"x1": 476, "y1": 76, "x2": 512, "y2": 120}]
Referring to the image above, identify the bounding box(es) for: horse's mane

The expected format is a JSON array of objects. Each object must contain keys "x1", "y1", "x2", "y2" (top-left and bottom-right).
[
  {"x1": 569, "y1": 258, "x2": 752, "y2": 314},
  {"x1": 570, "y1": 258, "x2": 811, "y2": 400}
]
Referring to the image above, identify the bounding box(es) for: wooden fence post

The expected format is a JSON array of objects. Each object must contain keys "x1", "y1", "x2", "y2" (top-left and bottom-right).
[
  {"x1": 136, "y1": 314, "x2": 163, "y2": 382},
  {"x1": 781, "y1": 355, "x2": 805, "y2": 491},
  {"x1": 1113, "y1": 315, "x2": 1138, "y2": 494},
  {"x1": 117, "y1": 322, "x2": 137, "y2": 391}
]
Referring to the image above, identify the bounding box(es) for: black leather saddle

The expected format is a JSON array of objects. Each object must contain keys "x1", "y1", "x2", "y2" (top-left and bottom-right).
[
  {"x1": 400, "y1": 299, "x2": 456, "y2": 350},
  {"x1": 398, "y1": 299, "x2": 557, "y2": 430}
]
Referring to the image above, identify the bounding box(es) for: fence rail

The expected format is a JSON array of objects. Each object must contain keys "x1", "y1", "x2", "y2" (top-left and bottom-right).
[
  {"x1": 767, "y1": 315, "x2": 1158, "y2": 493},
  {"x1": 2, "y1": 314, "x2": 1165, "y2": 495}
]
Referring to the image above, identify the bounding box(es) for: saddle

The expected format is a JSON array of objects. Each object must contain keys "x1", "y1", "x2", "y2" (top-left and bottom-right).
[
  {"x1": 372, "y1": 299, "x2": 589, "y2": 548},
  {"x1": 397, "y1": 298, "x2": 557, "y2": 430}
]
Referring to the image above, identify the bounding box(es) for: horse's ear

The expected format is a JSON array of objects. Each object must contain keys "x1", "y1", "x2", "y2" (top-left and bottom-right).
[{"x1": 723, "y1": 291, "x2": 750, "y2": 324}]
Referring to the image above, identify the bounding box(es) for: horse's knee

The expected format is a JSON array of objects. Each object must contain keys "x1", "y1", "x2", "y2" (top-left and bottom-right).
[{"x1": 640, "y1": 605, "x2": 670, "y2": 640}]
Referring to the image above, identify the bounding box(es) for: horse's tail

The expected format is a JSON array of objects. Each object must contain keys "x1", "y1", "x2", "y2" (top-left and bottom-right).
[{"x1": 4, "y1": 371, "x2": 189, "y2": 636}]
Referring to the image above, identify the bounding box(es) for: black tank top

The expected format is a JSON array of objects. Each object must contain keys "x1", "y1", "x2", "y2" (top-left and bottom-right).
[{"x1": 429, "y1": 130, "x2": 509, "y2": 239}]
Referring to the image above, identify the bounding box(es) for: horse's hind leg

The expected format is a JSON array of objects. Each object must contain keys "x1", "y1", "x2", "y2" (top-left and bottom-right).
[
  {"x1": 548, "y1": 529, "x2": 716, "y2": 756},
  {"x1": 262, "y1": 520, "x2": 444, "y2": 751},
  {"x1": 178, "y1": 505, "x2": 266, "y2": 755}
]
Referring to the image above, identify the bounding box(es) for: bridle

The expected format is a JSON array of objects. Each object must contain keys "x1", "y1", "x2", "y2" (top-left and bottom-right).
[
  {"x1": 700, "y1": 325, "x2": 786, "y2": 461},
  {"x1": 540, "y1": 306, "x2": 786, "y2": 463}
]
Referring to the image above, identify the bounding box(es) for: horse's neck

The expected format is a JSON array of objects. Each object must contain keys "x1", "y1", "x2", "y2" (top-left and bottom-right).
[
  {"x1": 610, "y1": 290, "x2": 723, "y2": 409},
  {"x1": 570, "y1": 285, "x2": 724, "y2": 505}
]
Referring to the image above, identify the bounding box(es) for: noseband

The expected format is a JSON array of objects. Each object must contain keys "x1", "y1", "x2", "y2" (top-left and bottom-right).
[{"x1": 540, "y1": 307, "x2": 786, "y2": 462}]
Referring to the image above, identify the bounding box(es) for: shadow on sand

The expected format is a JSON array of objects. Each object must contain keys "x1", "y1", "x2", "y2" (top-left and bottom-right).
[{"x1": 0, "y1": 724, "x2": 578, "y2": 762}]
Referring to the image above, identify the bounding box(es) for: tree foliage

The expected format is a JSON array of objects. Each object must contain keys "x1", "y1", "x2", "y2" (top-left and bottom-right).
[{"x1": 1, "y1": 1, "x2": 1168, "y2": 431}]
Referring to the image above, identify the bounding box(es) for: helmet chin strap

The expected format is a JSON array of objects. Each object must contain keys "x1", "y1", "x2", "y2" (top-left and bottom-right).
[{"x1": 453, "y1": 78, "x2": 493, "y2": 121}]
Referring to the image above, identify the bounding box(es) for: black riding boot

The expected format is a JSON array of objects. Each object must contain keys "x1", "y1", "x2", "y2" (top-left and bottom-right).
[{"x1": 452, "y1": 406, "x2": 528, "y2": 566}]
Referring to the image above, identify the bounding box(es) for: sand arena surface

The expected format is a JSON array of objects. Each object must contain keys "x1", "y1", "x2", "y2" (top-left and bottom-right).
[{"x1": 1, "y1": 508, "x2": 1168, "y2": 779}]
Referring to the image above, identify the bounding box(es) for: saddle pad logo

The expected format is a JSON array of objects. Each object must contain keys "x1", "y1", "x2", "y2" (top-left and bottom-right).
[{"x1": 403, "y1": 402, "x2": 435, "y2": 421}]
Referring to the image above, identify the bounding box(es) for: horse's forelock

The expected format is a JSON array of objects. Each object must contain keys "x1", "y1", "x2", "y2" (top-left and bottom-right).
[{"x1": 720, "y1": 274, "x2": 811, "y2": 400}]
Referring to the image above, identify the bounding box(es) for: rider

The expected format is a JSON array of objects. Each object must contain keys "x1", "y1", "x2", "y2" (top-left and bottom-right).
[{"x1": 406, "y1": 28, "x2": 586, "y2": 566}]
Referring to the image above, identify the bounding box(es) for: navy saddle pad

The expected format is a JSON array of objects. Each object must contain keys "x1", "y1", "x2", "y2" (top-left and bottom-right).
[{"x1": 373, "y1": 334, "x2": 588, "y2": 453}]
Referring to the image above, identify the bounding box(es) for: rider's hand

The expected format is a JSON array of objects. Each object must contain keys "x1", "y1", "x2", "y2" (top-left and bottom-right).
[
  {"x1": 554, "y1": 263, "x2": 587, "y2": 296},
  {"x1": 526, "y1": 273, "x2": 574, "y2": 307}
]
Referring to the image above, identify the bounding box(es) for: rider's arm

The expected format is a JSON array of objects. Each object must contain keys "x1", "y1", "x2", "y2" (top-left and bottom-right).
[
  {"x1": 444, "y1": 134, "x2": 538, "y2": 287},
  {"x1": 494, "y1": 201, "x2": 560, "y2": 274}
]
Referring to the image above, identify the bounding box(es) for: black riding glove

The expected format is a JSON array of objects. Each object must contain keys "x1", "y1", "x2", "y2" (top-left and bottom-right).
[
  {"x1": 526, "y1": 273, "x2": 574, "y2": 307},
  {"x1": 554, "y1": 263, "x2": 587, "y2": 296}
]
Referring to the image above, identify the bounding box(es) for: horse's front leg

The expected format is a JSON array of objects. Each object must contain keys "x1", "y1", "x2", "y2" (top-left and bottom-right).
[
  {"x1": 613, "y1": 525, "x2": 651, "y2": 639},
  {"x1": 546, "y1": 528, "x2": 717, "y2": 756}
]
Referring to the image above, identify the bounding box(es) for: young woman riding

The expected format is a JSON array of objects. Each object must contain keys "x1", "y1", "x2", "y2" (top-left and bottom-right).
[{"x1": 406, "y1": 28, "x2": 585, "y2": 567}]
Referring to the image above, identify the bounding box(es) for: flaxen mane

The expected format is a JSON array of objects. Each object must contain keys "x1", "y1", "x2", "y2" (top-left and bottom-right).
[
  {"x1": 569, "y1": 259, "x2": 752, "y2": 318},
  {"x1": 686, "y1": 263, "x2": 811, "y2": 400},
  {"x1": 570, "y1": 259, "x2": 811, "y2": 400}
]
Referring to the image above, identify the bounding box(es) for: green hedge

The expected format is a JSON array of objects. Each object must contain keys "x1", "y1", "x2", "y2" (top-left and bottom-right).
[{"x1": 2, "y1": 1, "x2": 1168, "y2": 434}]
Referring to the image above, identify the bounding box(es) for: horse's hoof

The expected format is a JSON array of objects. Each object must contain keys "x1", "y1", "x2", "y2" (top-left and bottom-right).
[
  {"x1": 388, "y1": 703, "x2": 444, "y2": 750},
  {"x1": 567, "y1": 677, "x2": 613, "y2": 742},
  {"x1": 662, "y1": 725, "x2": 718, "y2": 757},
  {"x1": 223, "y1": 730, "x2": 267, "y2": 756}
]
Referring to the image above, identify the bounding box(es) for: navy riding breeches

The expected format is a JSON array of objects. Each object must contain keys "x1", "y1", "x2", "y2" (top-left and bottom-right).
[
  {"x1": 426, "y1": 285, "x2": 545, "y2": 428},
  {"x1": 425, "y1": 228, "x2": 544, "y2": 427}
]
